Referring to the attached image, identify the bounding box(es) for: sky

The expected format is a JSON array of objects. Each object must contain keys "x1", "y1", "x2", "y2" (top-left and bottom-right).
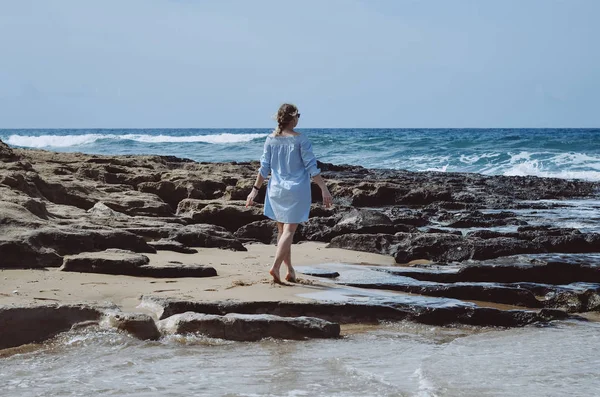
[{"x1": 0, "y1": 0, "x2": 599, "y2": 128}]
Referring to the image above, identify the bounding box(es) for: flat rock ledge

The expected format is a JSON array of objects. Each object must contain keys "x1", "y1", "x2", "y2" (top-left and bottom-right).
[
  {"x1": 0, "y1": 303, "x2": 340, "y2": 350},
  {"x1": 141, "y1": 296, "x2": 571, "y2": 328},
  {"x1": 147, "y1": 239, "x2": 198, "y2": 254},
  {"x1": 0, "y1": 303, "x2": 105, "y2": 350},
  {"x1": 158, "y1": 312, "x2": 340, "y2": 341},
  {"x1": 60, "y1": 250, "x2": 217, "y2": 278}
]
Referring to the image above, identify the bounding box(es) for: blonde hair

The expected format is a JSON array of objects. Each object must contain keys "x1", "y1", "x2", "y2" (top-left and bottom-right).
[{"x1": 274, "y1": 103, "x2": 299, "y2": 135}]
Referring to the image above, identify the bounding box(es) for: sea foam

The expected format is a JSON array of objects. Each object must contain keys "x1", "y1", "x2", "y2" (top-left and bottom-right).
[{"x1": 6, "y1": 133, "x2": 266, "y2": 148}]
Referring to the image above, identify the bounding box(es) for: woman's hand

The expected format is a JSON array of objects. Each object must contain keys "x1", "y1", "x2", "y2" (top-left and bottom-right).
[
  {"x1": 321, "y1": 187, "x2": 333, "y2": 208},
  {"x1": 246, "y1": 188, "x2": 258, "y2": 207}
]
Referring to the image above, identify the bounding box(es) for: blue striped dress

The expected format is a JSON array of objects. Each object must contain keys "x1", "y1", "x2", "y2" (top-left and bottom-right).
[{"x1": 258, "y1": 133, "x2": 321, "y2": 224}]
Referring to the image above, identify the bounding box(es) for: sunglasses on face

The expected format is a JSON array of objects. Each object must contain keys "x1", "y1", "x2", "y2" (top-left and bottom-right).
[{"x1": 297, "y1": 113, "x2": 301, "y2": 119}]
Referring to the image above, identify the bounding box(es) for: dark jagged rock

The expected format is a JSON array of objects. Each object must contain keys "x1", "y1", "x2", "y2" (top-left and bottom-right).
[
  {"x1": 138, "y1": 180, "x2": 192, "y2": 209},
  {"x1": 327, "y1": 233, "x2": 401, "y2": 257},
  {"x1": 382, "y1": 257, "x2": 600, "y2": 285},
  {"x1": 306, "y1": 209, "x2": 417, "y2": 241},
  {"x1": 422, "y1": 227, "x2": 463, "y2": 235},
  {"x1": 296, "y1": 267, "x2": 340, "y2": 279},
  {"x1": 382, "y1": 207, "x2": 429, "y2": 227},
  {"x1": 179, "y1": 202, "x2": 265, "y2": 232},
  {"x1": 0, "y1": 200, "x2": 48, "y2": 227},
  {"x1": 339, "y1": 279, "x2": 542, "y2": 308},
  {"x1": 157, "y1": 312, "x2": 340, "y2": 341},
  {"x1": 0, "y1": 224, "x2": 155, "y2": 269},
  {"x1": 0, "y1": 139, "x2": 19, "y2": 161},
  {"x1": 139, "y1": 263, "x2": 217, "y2": 278},
  {"x1": 545, "y1": 288, "x2": 600, "y2": 313},
  {"x1": 471, "y1": 237, "x2": 543, "y2": 260},
  {"x1": 399, "y1": 187, "x2": 453, "y2": 206},
  {"x1": 0, "y1": 238, "x2": 63, "y2": 268},
  {"x1": 445, "y1": 210, "x2": 528, "y2": 228},
  {"x1": 328, "y1": 233, "x2": 474, "y2": 263},
  {"x1": 60, "y1": 250, "x2": 151, "y2": 274},
  {"x1": 169, "y1": 224, "x2": 247, "y2": 251},
  {"x1": 234, "y1": 219, "x2": 277, "y2": 244},
  {"x1": 101, "y1": 192, "x2": 174, "y2": 217},
  {"x1": 394, "y1": 233, "x2": 475, "y2": 263},
  {"x1": 76, "y1": 163, "x2": 160, "y2": 187},
  {"x1": 329, "y1": 229, "x2": 600, "y2": 264},
  {"x1": 350, "y1": 182, "x2": 406, "y2": 207}
]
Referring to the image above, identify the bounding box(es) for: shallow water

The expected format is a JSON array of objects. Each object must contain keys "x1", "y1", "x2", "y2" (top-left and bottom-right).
[{"x1": 1, "y1": 320, "x2": 599, "y2": 397}]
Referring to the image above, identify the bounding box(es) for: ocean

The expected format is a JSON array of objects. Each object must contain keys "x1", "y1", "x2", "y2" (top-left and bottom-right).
[
  {"x1": 2, "y1": 320, "x2": 599, "y2": 396},
  {"x1": 2, "y1": 128, "x2": 600, "y2": 181}
]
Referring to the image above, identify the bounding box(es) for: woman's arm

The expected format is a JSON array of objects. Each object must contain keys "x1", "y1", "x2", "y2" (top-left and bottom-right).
[
  {"x1": 246, "y1": 140, "x2": 271, "y2": 207},
  {"x1": 300, "y1": 135, "x2": 333, "y2": 208},
  {"x1": 312, "y1": 174, "x2": 333, "y2": 208},
  {"x1": 246, "y1": 172, "x2": 266, "y2": 207}
]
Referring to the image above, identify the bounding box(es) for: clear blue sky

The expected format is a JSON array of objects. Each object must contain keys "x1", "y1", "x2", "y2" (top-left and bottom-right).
[{"x1": 0, "y1": 0, "x2": 598, "y2": 128}]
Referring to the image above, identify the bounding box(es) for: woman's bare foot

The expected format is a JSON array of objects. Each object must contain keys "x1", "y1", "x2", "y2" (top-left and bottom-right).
[
  {"x1": 269, "y1": 267, "x2": 283, "y2": 284},
  {"x1": 285, "y1": 269, "x2": 297, "y2": 283}
]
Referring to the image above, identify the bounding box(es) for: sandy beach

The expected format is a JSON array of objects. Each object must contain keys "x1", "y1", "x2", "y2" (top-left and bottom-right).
[{"x1": 0, "y1": 242, "x2": 396, "y2": 313}]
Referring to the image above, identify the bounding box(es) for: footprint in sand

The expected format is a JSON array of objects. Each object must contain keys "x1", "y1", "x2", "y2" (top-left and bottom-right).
[{"x1": 225, "y1": 280, "x2": 255, "y2": 289}]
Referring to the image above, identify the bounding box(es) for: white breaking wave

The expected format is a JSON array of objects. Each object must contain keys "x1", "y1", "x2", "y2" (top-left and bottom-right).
[
  {"x1": 502, "y1": 160, "x2": 600, "y2": 181},
  {"x1": 6, "y1": 133, "x2": 267, "y2": 148}
]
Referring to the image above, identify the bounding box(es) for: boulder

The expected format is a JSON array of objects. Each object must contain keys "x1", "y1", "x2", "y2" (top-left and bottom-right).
[
  {"x1": 102, "y1": 190, "x2": 174, "y2": 217},
  {"x1": 350, "y1": 183, "x2": 404, "y2": 206},
  {"x1": 399, "y1": 187, "x2": 453, "y2": 205},
  {"x1": 297, "y1": 267, "x2": 340, "y2": 279},
  {"x1": 327, "y1": 233, "x2": 401, "y2": 257},
  {"x1": 26, "y1": 227, "x2": 156, "y2": 256},
  {"x1": 0, "y1": 139, "x2": 18, "y2": 161},
  {"x1": 180, "y1": 203, "x2": 265, "y2": 232},
  {"x1": 86, "y1": 201, "x2": 129, "y2": 218},
  {"x1": 138, "y1": 180, "x2": 193, "y2": 209},
  {"x1": 60, "y1": 249, "x2": 217, "y2": 278},
  {"x1": 33, "y1": 175, "x2": 97, "y2": 210},
  {"x1": 169, "y1": 224, "x2": 247, "y2": 251},
  {"x1": 446, "y1": 211, "x2": 528, "y2": 228},
  {"x1": 148, "y1": 239, "x2": 197, "y2": 254},
  {"x1": 104, "y1": 312, "x2": 161, "y2": 340},
  {"x1": 337, "y1": 208, "x2": 393, "y2": 226},
  {"x1": 234, "y1": 219, "x2": 277, "y2": 244},
  {"x1": 0, "y1": 200, "x2": 48, "y2": 227},
  {"x1": 157, "y1": 312, "x2": 340, "y2": 341},
  {"x1": 471, "y1": 237, "x2": 543, "y2": 260},
  {"x1": 60, "y1": 250, "x2": 150, "y2": 274},
  {"x1": 0, "y1": 237, "x2": 62, "y2": 268}
]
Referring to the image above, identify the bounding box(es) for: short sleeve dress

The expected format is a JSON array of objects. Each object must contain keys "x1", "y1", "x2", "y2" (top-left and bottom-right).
[{"x1": 258, "y1": 133, "x2": 321, "y2": 224}]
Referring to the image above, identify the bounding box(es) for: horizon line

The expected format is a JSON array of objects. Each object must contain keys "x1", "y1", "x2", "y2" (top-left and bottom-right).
[{"x1": 1, "y1": 127, "x2": 599, "y2": 131}]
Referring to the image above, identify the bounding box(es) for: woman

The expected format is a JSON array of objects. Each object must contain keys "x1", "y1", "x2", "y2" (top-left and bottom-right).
[{"x1": 246, "y1": 103, "x2": 333, "y2": 284}]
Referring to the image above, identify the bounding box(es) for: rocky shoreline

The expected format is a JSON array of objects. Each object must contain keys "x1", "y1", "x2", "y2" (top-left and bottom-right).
[{"x1": 1, "y1": 138, "x2": 600, "y2": 349}]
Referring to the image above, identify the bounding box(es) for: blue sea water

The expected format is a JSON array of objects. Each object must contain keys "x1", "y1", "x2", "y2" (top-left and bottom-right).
[{"x1": 2, "y1": 128, "x2": 600, "y2": 181}]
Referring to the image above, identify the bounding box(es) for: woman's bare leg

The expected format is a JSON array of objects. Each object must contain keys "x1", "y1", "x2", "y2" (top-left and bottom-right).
[
  {"x1": 276, "y1": 222, "x2": 294, "y2": 281},
  {"x1": 270, "y1": 223, "x2": 298, "y2": 283}
]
